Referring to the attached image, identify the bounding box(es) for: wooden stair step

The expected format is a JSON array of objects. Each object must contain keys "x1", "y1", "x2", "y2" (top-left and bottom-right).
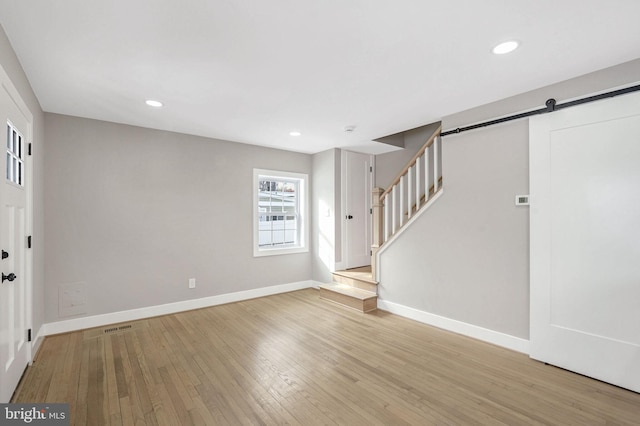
[
  {"x1": 319, "y1": 283, "x2": 377, "y2": 313},
  {"x1": 332, "y1": 267, "x2": 378, "y2": 293}
]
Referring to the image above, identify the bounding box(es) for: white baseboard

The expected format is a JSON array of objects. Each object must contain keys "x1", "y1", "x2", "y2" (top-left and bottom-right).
[
  {"x1": 30, "y1": 324, "x2": 46, "y2": 361},
  {"x1": 39, "y1": 283, "x2": 528, "y2": 354},
  {"x1": 377, "y1": 298, "x2": 530, "y2": 354},
  {"x1": 310, "y1": 280, "x2": 323, "y2": 289},
  {"x1": 42, "y1": 280, "x2": 315, "y2": 336}
]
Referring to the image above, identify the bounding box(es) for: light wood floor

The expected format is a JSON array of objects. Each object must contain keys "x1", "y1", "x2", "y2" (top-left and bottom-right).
[{"x1": 13, "y1": 289, "x2": 640, "y2": 425}]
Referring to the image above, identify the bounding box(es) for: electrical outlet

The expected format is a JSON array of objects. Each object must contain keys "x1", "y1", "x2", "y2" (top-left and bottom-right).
[{"x1": 188, "y1": 278, "x2": 196, "y2": 289}]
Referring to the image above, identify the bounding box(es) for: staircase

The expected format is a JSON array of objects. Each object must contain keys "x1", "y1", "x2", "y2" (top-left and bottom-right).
[
  {"x1": 319, "y1": 267, "x2": 378, "y2": 313},
  {"x1": 319, "y1": 124, "x2": 443, "y2": 313}
]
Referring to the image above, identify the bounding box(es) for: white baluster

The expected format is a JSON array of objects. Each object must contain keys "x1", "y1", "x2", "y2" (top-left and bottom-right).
[
  {"x1": 433, "y1": 136, "x2": 440, "y2": 192},
  {"x1": 384, "y1": 194, "x2": 389, "y2": 242},
  {"x1": 407, "y1": 165, "x2": 413, "y2": 220},
  {"x1": 391, "y1": 185, "x2": 397, "y2": 235},
  {"x1": 424, "y1": 147, "x2": 430, "y2": 200},
  {"x1": 399, "y1": 176, "x2": 404, "y2": 227},
  {"x1": 416, "y1": 156, "x2": 421, "y2": 211}
]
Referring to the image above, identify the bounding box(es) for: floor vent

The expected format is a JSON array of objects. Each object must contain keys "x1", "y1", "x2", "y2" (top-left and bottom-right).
[
  {"x1": 83, "y1": 321, "x2": 145, "y2": 340},
  {"x1": 103, "y1": 324, "x2": 132, "y2": 334}
]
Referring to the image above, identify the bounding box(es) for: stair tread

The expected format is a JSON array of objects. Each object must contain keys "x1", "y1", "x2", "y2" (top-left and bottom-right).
[
  {"x1": 319, "y1": 283, "x2": 377, "y2": 300},
  {"x1": 332, "y1": 267, "x2": 378, "y2": 285}
]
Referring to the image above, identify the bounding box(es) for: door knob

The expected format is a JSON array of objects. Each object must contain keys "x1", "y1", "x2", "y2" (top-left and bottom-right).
[
  {"x1": 347, "y1": 215, "x2": 353, "y2": 219},
  {"x1": 1, "y1": 250, "x2": 7, "y2": 259},
  {"x1": 2, "y1": 273, "x2": 16, "y2": 282}
]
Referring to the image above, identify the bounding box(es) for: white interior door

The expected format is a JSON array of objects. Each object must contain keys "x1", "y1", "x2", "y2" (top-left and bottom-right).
[
  {"x1": 530, "y1": 90, "x2": 640, "y2": 393},
  {"x1": 342, "y1": 151, "x2": 372, "y2": 269},
  {"x1": 0, "y1": 73, "x2": 31, "y2": 402}
]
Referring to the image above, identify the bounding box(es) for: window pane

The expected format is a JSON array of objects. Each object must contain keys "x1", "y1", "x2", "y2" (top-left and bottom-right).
[
  {"x1": 283, "y1": 182, "x2": 295, "y2": 193},
  {"x1": 272, "y1": 228, "x2": 285, "y2": 245},
  {"x1": 6, "y1": 124, "x2": 10, "y2": 149},
  {"x1": 258, "y1": 230, "x2": 272, "y2": 247},
  {"x1": 284, "y1": 229, "x2": 296, "y2": 244},
  {"x1": 284, "y1": 215, "x2": 296, "y2": 229},
  {"x1": 258, "y1": 207, "x2": 296, "y2": 247},
  {"x1": 6, "y1": 153, "x2": 10, "y2": 180}
]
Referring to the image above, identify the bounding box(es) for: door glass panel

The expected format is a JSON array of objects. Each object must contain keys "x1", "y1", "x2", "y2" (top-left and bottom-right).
[{"x1": 6, "y1": 121, "x2": 24, "y2": 186}]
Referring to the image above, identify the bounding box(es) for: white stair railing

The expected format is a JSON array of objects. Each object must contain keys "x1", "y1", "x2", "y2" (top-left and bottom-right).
[{"x1": 371, "y1": 126, "x2": 443, "y2": 278}]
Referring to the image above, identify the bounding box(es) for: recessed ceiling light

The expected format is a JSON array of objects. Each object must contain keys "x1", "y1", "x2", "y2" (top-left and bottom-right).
[
  {"x1": 145, "y1": 99, "x2": 163, "y2": 107},
  {"x1": 492, "y1": 40, "x2": 519, "y2": 55},
  {"x1": 289, "y1": 131, "x2": 301, "y2": 136}
]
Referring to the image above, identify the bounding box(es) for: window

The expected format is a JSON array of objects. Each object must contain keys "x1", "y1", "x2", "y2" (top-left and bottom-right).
[
  {"x1": 253, "y1": 169, "x2": 308, "y2": 256},
  {"x1": 6, "y1": 121, "x2": 24, "y2": 187}
]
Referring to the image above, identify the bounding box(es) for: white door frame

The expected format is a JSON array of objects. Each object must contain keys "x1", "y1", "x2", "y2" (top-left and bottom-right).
[{"x1": 0, "y1": 63, "x2": 34, "y2": 399}]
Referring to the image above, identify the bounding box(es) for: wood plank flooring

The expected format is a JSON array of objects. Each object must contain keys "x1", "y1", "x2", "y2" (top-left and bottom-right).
[{"x1": 12, "y1": 289, "x2": 640, "y2": 425}]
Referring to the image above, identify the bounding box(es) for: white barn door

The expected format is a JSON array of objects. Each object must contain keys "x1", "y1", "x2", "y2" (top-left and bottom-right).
[
  {"x1": 0, "y1": 68, "x2": 32, "y2": 403},
  {"x1": 530, "y1": 90, "x2": 640, "y2": 393}
]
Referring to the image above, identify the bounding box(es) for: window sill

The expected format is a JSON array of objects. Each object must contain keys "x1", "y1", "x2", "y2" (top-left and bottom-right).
[{"x1": 253, "y1": 245, "x2": 309, "y2": 257}]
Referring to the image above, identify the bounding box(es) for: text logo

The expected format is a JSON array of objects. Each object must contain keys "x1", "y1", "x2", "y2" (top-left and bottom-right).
[{"x1": 1, "y1": 404, "x2": 69, "y2": 425}]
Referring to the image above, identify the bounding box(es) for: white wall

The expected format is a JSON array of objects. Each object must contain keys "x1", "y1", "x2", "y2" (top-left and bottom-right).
[
  {"x1": 0, "y1": 26, "x2": 46, "y2": 336},
  {"x1": 44, "y1": 114, "x2": 313, "y2": 323},
  {"x1": 375, "y1": 122, "x2": 440, "y2": 189},
  {"x1": 377, "y1": 58, "x2": 640, "y2": 342},
  {"x1": 311, "y1": 148, "x2": 341, "y2": 283},
  {"x1": 379, "y1": 120, "x2": 530, "y2": 338}
]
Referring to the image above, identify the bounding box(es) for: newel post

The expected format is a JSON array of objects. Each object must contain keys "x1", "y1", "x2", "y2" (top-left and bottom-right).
[{"x1": 371, "y1": 187, "x2": 384, "y2": 281}]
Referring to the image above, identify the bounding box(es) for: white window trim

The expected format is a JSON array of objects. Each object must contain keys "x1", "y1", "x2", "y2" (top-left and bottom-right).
[{"x1": 253, "y1": 168, "x2": 309, "y2": 257}]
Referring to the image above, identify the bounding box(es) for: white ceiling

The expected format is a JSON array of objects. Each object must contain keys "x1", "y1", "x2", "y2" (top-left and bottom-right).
[{"x1": 1, "y1": 1, "x2": 640, "y2": 154}]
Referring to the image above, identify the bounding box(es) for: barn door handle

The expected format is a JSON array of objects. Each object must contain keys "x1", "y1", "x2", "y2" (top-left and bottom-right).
[{"x1": 2, "y1": 273, "x2": 16, "y2": 282}]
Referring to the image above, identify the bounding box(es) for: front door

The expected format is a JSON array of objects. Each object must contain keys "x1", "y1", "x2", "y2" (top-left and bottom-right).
[
  {"x1": 0, "y1": 70, "x2": 31, "y2": 402},
  {"x1": 343, "y1": 150, "x2": 372, "y2": 269}
]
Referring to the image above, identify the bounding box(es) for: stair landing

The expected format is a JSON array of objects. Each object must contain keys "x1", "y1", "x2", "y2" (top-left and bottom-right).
[{"x1": 319, "y1": 266, "x2": 378, "y2": 313}]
